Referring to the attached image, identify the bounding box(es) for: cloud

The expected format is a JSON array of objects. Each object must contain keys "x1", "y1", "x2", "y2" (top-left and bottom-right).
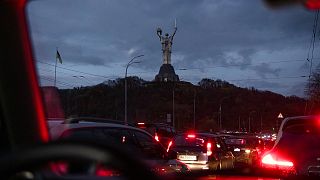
[{"x1": 27, "y1": 0, "x2": 315, "y2": 96}]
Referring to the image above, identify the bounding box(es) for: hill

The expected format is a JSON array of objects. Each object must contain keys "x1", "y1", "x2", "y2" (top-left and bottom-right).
[{"x1": 58, "y1": 77, "x2": 306, "y2": 132}]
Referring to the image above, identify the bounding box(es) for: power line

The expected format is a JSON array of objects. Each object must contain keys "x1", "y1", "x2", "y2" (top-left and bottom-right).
[
  {"x1": 39, "y1": 76, "x2": 75, "y2": 88},
  {"x1": 36, "y1": 60, "x2": 119, "y2": 79},
  {"x1": 227, "y1": 75, "x2": 308, "y2": 82},
  {"x1": 308, "y1": 10, "x2": 320, "y2": 76},
  {"x1": 305, "y1": 10, "x2": 319, "y2": 115},
  {"x1": 129, "y1": 58, "x2": 318, "y2": 75},
  {"x1": 37, "y1": 66, "x2": 118, "y2": 86}
]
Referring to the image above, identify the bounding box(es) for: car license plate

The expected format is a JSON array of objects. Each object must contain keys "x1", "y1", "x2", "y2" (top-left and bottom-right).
[{"x1": 178, "y1": 155, "x2": 197, "y2": 161}]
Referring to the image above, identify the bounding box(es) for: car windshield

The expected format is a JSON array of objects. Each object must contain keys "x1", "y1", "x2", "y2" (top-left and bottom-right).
[{"x1": 24, "y1": 0, "x2": 320, "y2": 179}]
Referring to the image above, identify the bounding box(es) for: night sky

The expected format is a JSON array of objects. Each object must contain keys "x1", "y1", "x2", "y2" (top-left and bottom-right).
[{"x1": 27, "y1": 0, "x2": 319, "y2": 97}]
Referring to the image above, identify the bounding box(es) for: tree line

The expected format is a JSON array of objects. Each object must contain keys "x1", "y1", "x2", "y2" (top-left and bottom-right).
[{"x1": 58, "y1": 77, "x2": 306, "y2": 132}]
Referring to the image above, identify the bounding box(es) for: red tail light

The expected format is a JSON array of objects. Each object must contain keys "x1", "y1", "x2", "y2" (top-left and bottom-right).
[
  {"x1": 207, "y1": 142, "x2": 212, "y2": 156},
  {"x1": 167, "y1": 140, "x2": 172, "y2": 152},
  {"x1": 187, "y1": 134, "x2": 195, "y2": 138},
  {"x1": 261, "y1": 154, "x2": 294, "y2": 167},
  {"x1": 305, "y1": 0, "x2": 320, "y2": 10},
  {"x1": 155, "y1": 133, "x2": 159, "y2": 142},
  {"x1": 95, "y1": 165, "x2": 119, "y2": 177}
]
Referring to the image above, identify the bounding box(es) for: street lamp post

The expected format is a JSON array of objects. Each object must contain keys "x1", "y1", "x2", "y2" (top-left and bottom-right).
[
  {"x1": 193, "y1": 90, "x2": 196, "y2": 129},
  {"x1": 125, "y1": 54, "x2": 144, "y2": 125},
  {"x1": 219, "y1": 97, "x2": 229, "y2": 130},
  {"x1": 172, "y1": 86, "x2": 175, "y2": 129},
  {"x1": 248, "y1": 111, "x2": 256, "y2": 133}
]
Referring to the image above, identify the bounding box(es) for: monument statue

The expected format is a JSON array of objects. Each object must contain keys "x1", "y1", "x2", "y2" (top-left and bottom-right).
[
  {"x1": 156, "y1": 20, "x2": 177, "y2": 64},
  {"x1": 154, "y1": 20, "x2": 180, "y2": 82}
]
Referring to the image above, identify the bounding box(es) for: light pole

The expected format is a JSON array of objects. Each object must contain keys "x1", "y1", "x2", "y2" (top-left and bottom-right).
[
  {"x1": 219, "y1": 97, "x2": 229, "y2": 130},
  {"x1": 193, "y1": 90, "x2": 196, "y2": 129},
  {"x1": 125, "y1": 54, "x2": 144, "y2": 125},
  {"x1": 248, "y1": 111, "x2": 256, "y2": 133},
  {"x1": 172, "y1": 85, "x2": 175, "y2": 129}
]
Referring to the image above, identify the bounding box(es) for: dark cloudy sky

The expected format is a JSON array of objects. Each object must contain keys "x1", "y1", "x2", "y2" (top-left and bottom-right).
[{"x1": 27, "y1": 0, "x2": 320, "y2": 97}]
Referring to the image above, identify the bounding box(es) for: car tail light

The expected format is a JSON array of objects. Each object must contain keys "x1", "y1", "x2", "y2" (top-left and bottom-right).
[
  {"x1": 207, "y1": 142, "x2": 212, "y2": 156},
  {"x1": 187, "y1": 134, "x2": 195, "y2": 138},
  {"x1": 95, "y1": 165, "x2": 120, "y2": 177},
  {"x1": 50, "y1": 162, "x2": 68, "y2": 175},
  {"x1": 155, "y1": 133, "x2": 159, "y2": 142},
  {"x1": 305, "y1": 0, "x2": 320, "y2": 10},
  {"x1": 167, "y1": 140, "x2": 173, "y2": 152},
  {"x1": 261, "y1": 153, "x2": 294, "y2": 167}
]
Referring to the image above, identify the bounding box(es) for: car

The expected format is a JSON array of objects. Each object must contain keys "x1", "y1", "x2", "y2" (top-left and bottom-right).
[
  {"x1": 136, "y1": 122, "x2": 176, "y2": 147},
  {"x1": 261, "y1": 116, "x2": 320, "y2": 177},
  {"x1": 224, "y1": 135, "x2": 265, "y2": 168},
  {"x1": 48, "y1": 119, "x2": 190, "y2": 176},
  {"x1": 167, "y1": 133, "x2": 234, "y2": 171}
]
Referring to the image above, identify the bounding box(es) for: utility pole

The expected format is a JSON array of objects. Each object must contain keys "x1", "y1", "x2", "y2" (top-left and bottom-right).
[
  {"x1": 260, "y1": 115, "x2": 263, "y2": 132},
  {"x1": 193, "y1": 91, "x2": 196, "y2": 129},
  {"x1": 124, "y1": 54, "x2": 144, "y2": 125},
  {"x1": 172, "y1": 87, "x2": 175, "y2": 129},
  {"x1": 248, "y1": 111, "x2": 256, "y2": 133},
  {"x1": 238, "y1": 116, "x2": 241, "y2": 131}
]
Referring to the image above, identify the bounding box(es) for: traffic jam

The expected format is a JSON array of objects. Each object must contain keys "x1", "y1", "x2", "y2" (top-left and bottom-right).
[{"x1": 46, "y1": 116, "x2": 319, "y2": 179}]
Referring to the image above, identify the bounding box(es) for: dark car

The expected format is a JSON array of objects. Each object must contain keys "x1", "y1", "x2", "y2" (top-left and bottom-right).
[
  {"x1": 136, "y1": 122, "x2": 176, "y2": 147},
  {"x1": 261, "y1": 116, "x2": 320, "y2": 177},
  {"x1": 168, "y1": 133, "x2": 234, "y2": 171},
  {"x1": 49, "y1": 120, "x2": 190, "y2": 176},
  {"x1": 224, "y1": 135, "x2": 265, "y2": 167}
]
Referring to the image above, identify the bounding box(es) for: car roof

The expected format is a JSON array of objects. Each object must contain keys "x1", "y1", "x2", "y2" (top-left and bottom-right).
[
  {"x1": 274, "y1": 115, "x2": 318, "y2": 146},
  {"x1": 177, "y1": 132, "x2": 220, "y2": 138},
  {"x1": 49, "y1": 121, "x2": 153, "y2": 140}
]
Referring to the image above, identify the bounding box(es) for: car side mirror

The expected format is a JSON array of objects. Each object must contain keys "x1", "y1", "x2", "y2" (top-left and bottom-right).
[{"x1": 167, "y1": 149, "x2": 177, "y2": 159}]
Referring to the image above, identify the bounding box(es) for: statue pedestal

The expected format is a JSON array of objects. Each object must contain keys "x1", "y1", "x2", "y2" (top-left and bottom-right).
[{"x1": 155, "y1": 64, "x2": 179, "y2": 82}]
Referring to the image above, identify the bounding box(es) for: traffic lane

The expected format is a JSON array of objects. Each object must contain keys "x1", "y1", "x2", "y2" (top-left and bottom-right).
[{"x1": 171, "y1": 167, "x2": 307, "y2": 180}]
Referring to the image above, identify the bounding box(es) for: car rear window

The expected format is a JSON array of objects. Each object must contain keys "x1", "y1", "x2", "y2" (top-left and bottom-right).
[
  {"x1": 225, "y1": 138, "x2": 245, "y2": 145},
  {"x1": 284, "y1": 123, "x2": 320, "y2": 135},
  {"x1": 174, "y1": 135, "x2": 207, "y2": 147}
]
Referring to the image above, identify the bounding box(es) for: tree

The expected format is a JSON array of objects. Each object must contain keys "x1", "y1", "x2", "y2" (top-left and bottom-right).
[{"x1": 306, "y1": 72, "x2": 320, "y2": 102}]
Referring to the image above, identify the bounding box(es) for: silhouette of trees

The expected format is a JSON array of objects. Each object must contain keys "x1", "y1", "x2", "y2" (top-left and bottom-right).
[{"x1": 58, "y1": 77, "x2": 306, "y2": 132}]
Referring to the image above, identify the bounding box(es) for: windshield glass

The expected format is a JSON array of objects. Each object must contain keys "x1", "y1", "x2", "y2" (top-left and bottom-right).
[
  {"x1": 173, "y1": 135, "x2": 206, "y2": 147},
  {"x1": 25, "y1": 0, "x2": 320, "y2": 179}
]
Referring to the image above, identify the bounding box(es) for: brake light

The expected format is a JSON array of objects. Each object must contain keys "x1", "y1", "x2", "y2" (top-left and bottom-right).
[
  {"x1": 241, "y1": 139, "x2": 245, "y2": 144},
  {"x1": 187, "y1": 134, "x2": 196, "y2": 138},
  {"x1": 305, "y1": 0, "x2": 320, "y2": 10},
  {"x1": 96, "y1": 166, "x2": 119, "y2": 177},
  {"x1": 167, "y1": 140, "x2": 173, "y2": 152},
  {"x1": 155, "y1": 134, "x2": 159, "y2": 142},
  {"x1": 96, "y1": 168, "x2": 114, "y2": 177},
  {"x1": 137, "y1": 122, "x2": 145, "y2": 125},
  {"x1": 50, "y1": 162, "x2": 68, "y2": 175},
  {"x1": 207, "y1": 142, "x2": 212, "y2": 156},
  {"x1": 261, "y1": 154, "x2": 293, "y2": 167}
]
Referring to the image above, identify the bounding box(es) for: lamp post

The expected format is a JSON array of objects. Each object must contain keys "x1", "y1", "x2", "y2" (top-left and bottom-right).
[
  {"x1": 172, "y1": 85, "x2": 175, "y2": 128},
  {"x1": 125, "y1": 54, "x2": 144, "y2": 125},
  {"x1": 219, "y1": 97, "x2": 229, "y2": 130},
  {"x1": 193, "y1": 90, "x2": 196, "y2": 129},
  {"x1": 248, "y1": 110, "x2": 256, "y2": 133}
]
